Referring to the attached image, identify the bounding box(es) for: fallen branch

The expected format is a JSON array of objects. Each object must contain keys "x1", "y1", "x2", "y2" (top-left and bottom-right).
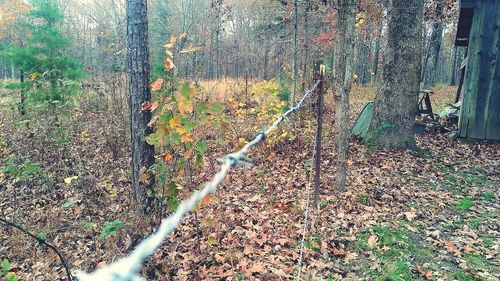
[{"x1": 0, "y1": 217, "x2": 73, "y2": 281}]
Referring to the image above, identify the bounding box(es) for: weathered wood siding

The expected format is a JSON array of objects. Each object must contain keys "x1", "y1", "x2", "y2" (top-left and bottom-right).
[{"x1": 459, "y1": 0, "x2": 500, "y2": 140}]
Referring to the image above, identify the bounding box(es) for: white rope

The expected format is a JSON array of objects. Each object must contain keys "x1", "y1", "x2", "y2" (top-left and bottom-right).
[
  {"x1": 75, "y1": 82, "x2": 320, "y2": 281},
  {"x1": 295, "y1": 118, "x2": 317, "y2": 281}
]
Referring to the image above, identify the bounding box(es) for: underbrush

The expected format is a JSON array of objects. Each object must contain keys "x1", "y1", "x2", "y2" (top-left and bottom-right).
[{"x1": 1, "y1": 79, "x2": 498, "y2": 280}]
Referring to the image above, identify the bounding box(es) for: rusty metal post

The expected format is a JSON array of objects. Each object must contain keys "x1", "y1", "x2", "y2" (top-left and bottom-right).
[{"x1": 313, "y1": 61, "x2": 325, "y2": 208}]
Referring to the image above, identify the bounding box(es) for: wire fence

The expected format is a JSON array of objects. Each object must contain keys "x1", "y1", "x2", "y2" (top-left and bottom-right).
[{"x1": 75, "y1": 82, "x2": 320, "y2": 281}]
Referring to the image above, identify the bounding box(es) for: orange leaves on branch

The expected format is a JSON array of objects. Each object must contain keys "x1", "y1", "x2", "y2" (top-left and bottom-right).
[
  {"x1": 150, "y1": 101, "x2": 158, "y2": 111},
  {"x1": 163, "y1": 152, "x2": 172, "y2": 162},
  {"x1": 141, "y1": 101, "x2": 158, "y2": 112},
  {"x1": 164, "y1": 57, "x2": 176, "y2": 71},
  {"x1": 152, "y1": 79, "x2": 163, "y2": 91},
  {"x1": 164, "y1": 35, "x2": 177, "y2": 49}
]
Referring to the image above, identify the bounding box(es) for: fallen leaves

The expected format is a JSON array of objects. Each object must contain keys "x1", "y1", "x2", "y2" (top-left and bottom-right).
[
  {"x1": 1, "y1": 83, "x2": 498, "y2": 281},
  {"x1": 443, "y1": 240, "x2": 462, "y2": 256},
  {"x1": 367, "y1": 234, "x2": 378, "y2": 248}
]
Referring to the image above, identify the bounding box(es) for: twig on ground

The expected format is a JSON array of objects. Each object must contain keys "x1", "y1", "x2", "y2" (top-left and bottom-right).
[{"x1": 0, "y1": 217, "x2": 74, "y2": 281}]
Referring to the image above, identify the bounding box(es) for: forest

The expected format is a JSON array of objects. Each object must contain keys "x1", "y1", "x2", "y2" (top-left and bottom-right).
[{"x1": 0, "y1": 0, "x2": 498, "y2": 280}]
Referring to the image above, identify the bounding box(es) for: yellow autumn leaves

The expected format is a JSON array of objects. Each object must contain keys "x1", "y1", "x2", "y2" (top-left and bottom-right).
[{"x1": 177, "y1": 96, "x2": 193, "y2": 115}]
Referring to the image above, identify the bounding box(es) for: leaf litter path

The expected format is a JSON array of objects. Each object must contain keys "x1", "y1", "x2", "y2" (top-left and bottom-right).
[{"x1": 0, "y1": 86, "x2": 499, "y2": 280}]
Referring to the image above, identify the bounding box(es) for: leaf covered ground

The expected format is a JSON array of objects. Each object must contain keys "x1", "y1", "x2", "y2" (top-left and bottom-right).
[{"x1": 0, "y1": 83, "x2": 498, "y2": 281}]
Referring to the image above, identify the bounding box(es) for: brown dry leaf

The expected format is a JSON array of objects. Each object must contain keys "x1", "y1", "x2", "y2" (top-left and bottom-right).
[
  {"x1": 443, "y1": 240, "x2": 461, "y2": 256},
  {"x1": 380, "y1": 246, "x2": 391, "y2": 253},
  {"x1": 404, "y1": 211, "x2": 417, "y2": 221},
  {"x1": 463, "y1": 245, "x2": 475, "y2": 254},
  {"x1": 201, "y1": 195, "x2": 211, "y2": 206},
  {"x1": 367, "y1": 234, "x2": 378, "y2": 248},
  {"x1": 344, "y1": 252, "x2": 358, "y2": 263},
  {"x1": 406, "y1": 225, "x2": 419, "y2": 233},
  {"x1": 333, "y1": 246, "x2": 346, "y2": 256},
  {"x1": 243, "y1": 246, "x2": 253, "y2": 255},
  {"x1": 247, "y1": 262, "x2": 264, "y2": 274}
]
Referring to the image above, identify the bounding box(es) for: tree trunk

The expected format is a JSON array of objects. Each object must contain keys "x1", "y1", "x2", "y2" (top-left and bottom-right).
[
  {"x1": 423, "y1": 0, "x2": 444, "y2": 90},
  {"x1": 291, "y1": 0, "x2": 299, "y2": 105},
  {"x1": 126, "y1": 0, "x2": 156, "y2": 210},
  {"x1": 264, "y1": 46, "x2": 269, "y2": 80},
  {"x1": 369, "y1": 0, "x2": 423, "y2": 149},
  {"x1": 373, "y1": 18, "x2": 384, "y2": 83},
  {"x1": 301, "y1": 0, "x2": 310, "y2": 91},
  {"x1": 334, "y1": 0, "x2": 357, "y2": 191},
  {"x1": 20, "y1": 69, "x2": 25, "y2": 116}
]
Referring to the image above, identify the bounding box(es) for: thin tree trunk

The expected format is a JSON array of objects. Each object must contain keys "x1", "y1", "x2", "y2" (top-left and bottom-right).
[
  {"x1": 334, "y1": 0, "x2": 348, "y2": 154},
  {"x1": 450, "y1": 46, "x2": 458, "y2": 86},
  {"x1": 291, "y1": 0, "x2": 299, "y2": 105},
  {"x1": 369, "y1": 0, "x2": 423, "y2": 149},
  {"x1": 423, "y1": 0, "x2": 444, "y2": 90},
  {"x1": 301, "y1": 0, "x2": 310, "y2": 91},
  {"x1": 20, "y1": 69, "x2": 25, "y2": 116},
  {"x1": 264, "y1": 46, "x2": 269, "y2": 80},
  {"x1": 335, "y1": 0, "x2": 357, "y2": 191},
  {"x1": 126, "y1": 0, "x2": 156, "y2": 210},
  {"x1": 373, "y1": 22, "x2": 383, "y2": 82}
]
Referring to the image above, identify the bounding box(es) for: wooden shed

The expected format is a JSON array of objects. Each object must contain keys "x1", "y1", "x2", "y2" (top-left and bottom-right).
[{"x1": 455, "y1": 0, "x2": 500, "y2": 140}]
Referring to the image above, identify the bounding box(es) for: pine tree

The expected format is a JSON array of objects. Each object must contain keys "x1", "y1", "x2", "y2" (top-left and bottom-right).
[{"x1": 2, "y1": 0, "x2": 84, "y2": 105}]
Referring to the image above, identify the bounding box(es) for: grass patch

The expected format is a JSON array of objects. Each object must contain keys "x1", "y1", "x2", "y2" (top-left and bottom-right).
[
  {"x1": 453, "y1": 271, "x2": 481, "y2": 281},
  {"x1": 482, "y1": 191, "x2": 495, "y2": 201},
  {"x1": 471, "y1": 166, "x2": 487, "y2": 175},
  {"x1": 454, "y1": 198, "x2": 474, "y2": 212},
  {"x1": 465, "y1": 254, "x2": 500, "y2": 274},
  {"x1": 482, "y1": 236, "x2": 495, "y2": 247},
  {"x1": 468, "y1": 218, "x2": 479, "y2": 229},
  {"x1": 353, "y1": 224, "x2": 433, "y2": 280}
]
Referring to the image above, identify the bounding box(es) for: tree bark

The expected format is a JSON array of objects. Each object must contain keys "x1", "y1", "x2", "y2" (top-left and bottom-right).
[
  {"x1": 126, "y1": 0, "x2": 155, "y2": 210},
  {"x1": 334, "y1": 0, "x2": 357, "y2": 191},
  {"x1": 369, "y1": 0, "x2": 423, "y2": 149}
]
